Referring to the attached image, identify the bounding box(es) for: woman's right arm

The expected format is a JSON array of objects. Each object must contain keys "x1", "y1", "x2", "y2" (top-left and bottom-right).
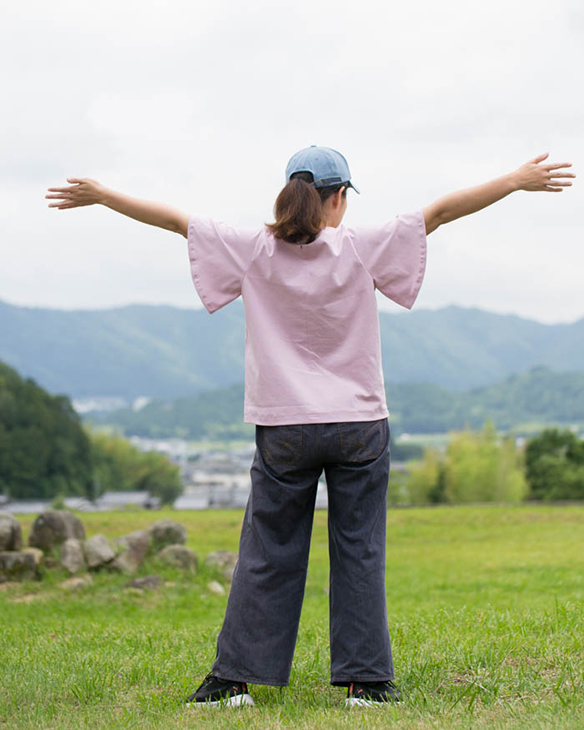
[
  {"x1": 423, "y1": 153, "x2": 575, "y2": 235},
  {"x1": 46, "y1": 178, "x2": 190, "y2": 237}
]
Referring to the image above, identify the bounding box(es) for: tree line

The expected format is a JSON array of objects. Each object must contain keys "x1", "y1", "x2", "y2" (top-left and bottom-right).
[
  {"x1": 397, "y1": 421, "x2": 584, "y2": 505},
  {"x1": 1, "y1": 360, "x2": 583, "y2": 505}
]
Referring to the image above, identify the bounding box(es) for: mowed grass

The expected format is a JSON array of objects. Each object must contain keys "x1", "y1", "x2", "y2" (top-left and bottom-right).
[{"x1": 2, "y1": 504, "x2": 584, "y2": 729}]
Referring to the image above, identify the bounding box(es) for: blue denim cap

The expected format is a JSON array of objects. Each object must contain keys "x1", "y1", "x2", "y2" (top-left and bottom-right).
[{"x1": 285, "y1": 145, "x2": 360, "y2": 193}]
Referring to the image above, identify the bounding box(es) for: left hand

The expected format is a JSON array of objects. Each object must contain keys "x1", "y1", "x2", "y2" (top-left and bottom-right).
[
  {"x1": 513, "y1": 153, "x2": 575, "y2": 192},
  {"x1": 46, "y1": 178, "x2": 108, "y2": 209}
]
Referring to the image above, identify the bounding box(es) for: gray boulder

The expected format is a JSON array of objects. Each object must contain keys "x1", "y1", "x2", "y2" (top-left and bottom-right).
[
  {"x1": 205, "y1": 550, "x2": 238, "y2": 581},
  {"x1": 111, "y1": 529, "x2": 151, "y2": 574},
  {"x1": 84, "y1": 535, "x2": 115, "y2": 569},
  {"x1": 21, "y1": 547, "x2": 44, "y2": 568},
  {"x1": 0, "y1": 551, "x2": 37, "y2": 581},
  {"x1": 29, "y1": 510, "x2": 85, "y2": 552},
  {"x1": 60, "y1": 538, "x2": 86, "y2": 574},
  {"x1": 0, "y1": 514, "x2": 22, "y2": 551},
  {"x1": 148, "y1": 520, "x2": 187, "y2": 551},
  {"x1": 158, "y1": 544, "x2": 197, "y2": 572},
  {"x1": 126, "y1": 575, "x2": 161, "y2": 591},
  {"x1": 60, "y1": 574, "x2": 93, "y2": 590}
]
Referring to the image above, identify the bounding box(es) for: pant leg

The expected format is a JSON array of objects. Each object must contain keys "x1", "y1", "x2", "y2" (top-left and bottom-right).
[
  {"x1": 324, "y1": 418, "x2": 394, "y2": 686},
  {"x1": 212, "y1": 424, "x2": 322, "y2": 686}
]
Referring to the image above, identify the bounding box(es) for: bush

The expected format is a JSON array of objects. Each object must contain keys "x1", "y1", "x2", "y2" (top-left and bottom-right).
[{"x1": 404, "y1": 421, "x2": 527, "y2": 505}]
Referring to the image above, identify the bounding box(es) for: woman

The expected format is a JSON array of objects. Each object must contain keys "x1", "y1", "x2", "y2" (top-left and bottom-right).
[{"x1": 46, "y1": 146, "x2": 574, "y2": 708}]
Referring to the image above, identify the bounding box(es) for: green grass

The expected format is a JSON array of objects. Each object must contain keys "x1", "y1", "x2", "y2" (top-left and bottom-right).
[{"x1": 2, "y1": 505, "x2": 584, "y2": 728}]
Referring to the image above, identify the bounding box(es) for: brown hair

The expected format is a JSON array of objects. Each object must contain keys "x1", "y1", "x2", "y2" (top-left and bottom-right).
[{"x1": 266, "y1": 172, "x2": 347, "y2": 245}]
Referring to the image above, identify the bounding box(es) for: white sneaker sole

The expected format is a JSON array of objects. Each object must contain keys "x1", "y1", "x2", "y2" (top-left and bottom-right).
[
  {"x1": 187, "y1": 693, "x2": 255, "y2": 708},
  {"x1": 345, "y1": 697, "x2": 400, "y2": 708}
]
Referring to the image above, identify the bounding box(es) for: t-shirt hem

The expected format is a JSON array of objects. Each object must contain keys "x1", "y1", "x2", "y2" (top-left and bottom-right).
[
  {"x1": 244, "y1": 405, "x2": 390, "y2": 426},
  {"x1": 187, "y1": 217, "x2": 216, "y2": 314},
  {"x1": 401, "y1": 208, "x2": 427, "y2": 310}
]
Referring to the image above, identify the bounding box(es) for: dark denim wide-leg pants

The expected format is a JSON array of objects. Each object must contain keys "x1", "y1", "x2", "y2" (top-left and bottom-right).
[{"x1": 211, "y1": 418, "x2": 394, "y2": 687}]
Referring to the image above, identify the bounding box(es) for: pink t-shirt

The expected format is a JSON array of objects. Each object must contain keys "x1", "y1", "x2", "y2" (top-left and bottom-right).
[{"x1": 187, "y1": 210, "x2": 427, "y2": 425}]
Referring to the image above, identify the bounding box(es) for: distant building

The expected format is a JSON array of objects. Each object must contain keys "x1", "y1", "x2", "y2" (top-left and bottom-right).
[{"x1": 94, "y1": 491, "x2": 161, "y2": 510}]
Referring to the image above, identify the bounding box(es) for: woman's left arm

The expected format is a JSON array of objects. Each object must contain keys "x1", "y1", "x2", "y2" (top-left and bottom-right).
[{"x1": 46, "y1": 178, "x2": 189, "y2": 238}]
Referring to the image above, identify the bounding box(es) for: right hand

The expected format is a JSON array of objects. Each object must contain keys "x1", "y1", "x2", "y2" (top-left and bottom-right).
[
  {"x1": 513, "y1": 153, "x2": 575, "y2": 192},
  {"x1": 45, "y1": 177, "x2": 108, "y2": 209}
]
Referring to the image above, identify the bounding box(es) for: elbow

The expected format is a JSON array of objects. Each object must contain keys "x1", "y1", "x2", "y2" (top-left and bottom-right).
[
  {"x1": 423, "y1": 205, "x2": 444, "y2": 236},
  {"x1": 175, "y1": 212, "x2": 189, "y2": 238}
]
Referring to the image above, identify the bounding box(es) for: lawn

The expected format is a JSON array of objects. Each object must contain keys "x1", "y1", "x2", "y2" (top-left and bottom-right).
[{"x1": 1, "y1": 504, "x2": 584, "y2": 728}]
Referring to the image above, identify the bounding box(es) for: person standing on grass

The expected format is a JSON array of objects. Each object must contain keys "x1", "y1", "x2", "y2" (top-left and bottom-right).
[{"x1": 46, "y1": 147, "x2": 574, "y2": 709}]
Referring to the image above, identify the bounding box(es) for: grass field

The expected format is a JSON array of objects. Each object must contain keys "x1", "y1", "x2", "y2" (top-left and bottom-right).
[{"x1": 2, "y1": 505, "x2": 584, "y2": 728}]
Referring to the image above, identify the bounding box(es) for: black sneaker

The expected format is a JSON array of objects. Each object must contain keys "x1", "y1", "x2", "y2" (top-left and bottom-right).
[
  {"x1": 345, "y1": 679, "x2": 401, "y2": 708},
  {"x1": 185, "y1": 673, "x2": 255, "y2": 708}
]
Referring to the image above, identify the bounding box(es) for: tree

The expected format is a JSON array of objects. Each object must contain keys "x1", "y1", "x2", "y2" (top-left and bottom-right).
[
  {"x1": 445, "y1": 421, "x2": 527, "y2": 503},
  {"x1": 404, "y1": 449, "x2": 444, "y2": 504},
  {"x1": 0, "y1": 361, "x2": 92, "y2": 499},
  {"x1": 88, "y1": 429, "x2": 183, "y2": 505},
  {"x1": 524, "y1": 428, "x2": 584, "y2": 500},
  {"x1": 405, "y1": 420, "x2": 527, "y2": 505}
]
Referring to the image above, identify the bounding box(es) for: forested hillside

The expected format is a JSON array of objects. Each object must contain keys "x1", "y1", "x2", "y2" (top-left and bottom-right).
[
  {"x1": 0, "y1": 361, "x2": 92, "y2": 499},
  {"x1": 2, "y1": 299, "x2": 584, "y2": 398}
]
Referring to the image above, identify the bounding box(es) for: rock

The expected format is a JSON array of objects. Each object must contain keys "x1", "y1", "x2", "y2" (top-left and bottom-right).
[
  {"x1": 0, "y1": 551, "x2": 38, "y2": 581},
  {"x1": 125, "y1": 587, "x2": 145, "y2": 597},
  {"x1": 29, "y1": 510, "x2": 85, "y2": 552},
  {"x1": 223, "y1": 566, "x2": 236, "y2": 582},
  {"x1": 60, "y1": 574, "x2": 93, "y2": 590},
  {"x1": 84, "y1": 535, "x2": 115, "y2": 569},
  {"x1": 44, "y1": 557, "x2": 59, "y2": 569},
  {"x1": 205, "y1": 550, "x2": 238, "y2": 581},
  {"x1": 158, "y1": 544, "x2": 197, "y2": 572},
  {"x1": 205, "y1": 550, "x2": 238, "y2": 570},
  {"x1": 0, "y1": 514, "x2": 22, "y2": 551},
  {"x1": 148, "y1": 520, "x2": 186, "y2": 551},
  {"x1": 0, "y1": 581, "x2": 19, "y2": 590},
  {"x1": 207, "y1": 580, "x2": 226, "y2": 596},
  {"x1": 21, "y1": 547, "x2": 44, "y2": 568},
  {"x1": 110, "y1": 529, "x2": 151, "y2": 574},
  {"x1": 60, "y1": 538, "x2": 85, "y2": 574},
  {"x1": 126, "y1": 575, "x2": 161, "y2": 591}
]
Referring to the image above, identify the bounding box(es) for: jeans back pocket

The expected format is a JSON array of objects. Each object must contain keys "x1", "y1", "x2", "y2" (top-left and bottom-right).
[
  {"x1": 336, "y1": 419, "x2": 388, "y2": 463},
  {"x1": 257, "y1": 425, "x2": 304, "y2": 467}
]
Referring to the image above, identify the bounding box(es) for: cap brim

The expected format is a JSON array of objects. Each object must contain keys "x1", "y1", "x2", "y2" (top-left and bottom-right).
[{"x1": 347, "y1": 181, "x2": 360, "y2": 194}]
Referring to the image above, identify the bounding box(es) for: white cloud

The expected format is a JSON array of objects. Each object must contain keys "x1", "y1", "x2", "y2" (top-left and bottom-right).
[{"x1": 1, "y1": 0, "x2": 582, "y2": 322}]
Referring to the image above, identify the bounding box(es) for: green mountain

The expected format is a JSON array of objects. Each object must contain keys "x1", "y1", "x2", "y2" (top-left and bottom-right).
[
  {"x1": 1, "y1": 299, "x2": 583, "y2": 398},
  {"x1": 87, "y1": 367, "x2": 584, "y2": 438}
]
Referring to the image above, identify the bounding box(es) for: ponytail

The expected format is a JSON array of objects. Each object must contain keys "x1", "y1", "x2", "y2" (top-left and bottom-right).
[
  {"x1": 266, "y1": 172, "x2": 347, "y2": 245},
  {"x1": 266, "y1": 176, "x2": 323, "y2": 244}
]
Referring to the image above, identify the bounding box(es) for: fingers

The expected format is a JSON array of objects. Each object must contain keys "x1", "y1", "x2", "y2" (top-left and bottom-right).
[
  {"x1": 543, "y1": 162, "x2": 573, "y2": 171},
  {"x1": 47, "y1": 201, "x2": 88, "y2": 209},
  {"x1": 531, "y1": 152, "x2": 549, "y2": 163},
  {"x1": 543, "y1": 186, "x2": 564, "y2": 192}
]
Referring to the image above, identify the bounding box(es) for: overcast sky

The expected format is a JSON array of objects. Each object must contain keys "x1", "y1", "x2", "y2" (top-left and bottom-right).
[{"x1": 1, "y1": 0, "x2": 582, "y2": 324}]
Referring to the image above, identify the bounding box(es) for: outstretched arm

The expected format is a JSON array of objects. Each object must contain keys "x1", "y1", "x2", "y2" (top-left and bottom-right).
[
  {"x1": 423, "y1": 153, "x2": 575, "y2": 235},
  {"x1": 45, "y1": 178, "x2": 189, "y2": 238}
]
